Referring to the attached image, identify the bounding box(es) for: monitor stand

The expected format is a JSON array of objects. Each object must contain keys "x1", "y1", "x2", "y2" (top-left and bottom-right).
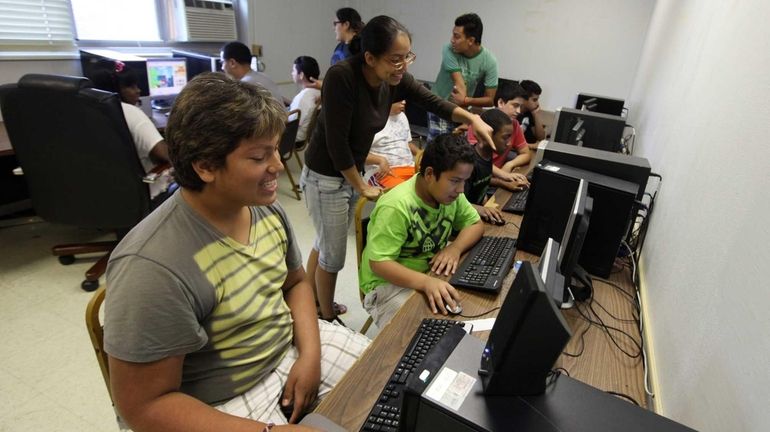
[
  {"x1": 568, "y1": 265, "x2": 593, "y2": 303},
  {"x1": 151, "y1": 98, "x2": 171, "y2": 112}
]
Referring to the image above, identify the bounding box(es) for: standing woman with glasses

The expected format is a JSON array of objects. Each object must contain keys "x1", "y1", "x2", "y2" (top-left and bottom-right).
[
  {"x1": 331, "y1": 7, "x2": 364, "y2": 65},
  {"x1": 301, "y1": 15, "x2": 497, "y2": 322}
]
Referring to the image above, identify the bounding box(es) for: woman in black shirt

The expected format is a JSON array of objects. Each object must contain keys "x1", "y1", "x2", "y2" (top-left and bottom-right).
[{"x1": 301, "y1": 15, "x2": 496, "y2": 321}]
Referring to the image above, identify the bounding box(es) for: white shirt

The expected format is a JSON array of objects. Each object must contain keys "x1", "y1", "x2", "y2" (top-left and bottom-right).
[
  {"x1": 369, "y1": 112, "x2": 413, "y2": 167},
  {"x1": 121, "y1": 102, "x2": 169, "y2": 198},
  {"x1": 289, "y1": 87, "x2": 321, "y2": 142}
]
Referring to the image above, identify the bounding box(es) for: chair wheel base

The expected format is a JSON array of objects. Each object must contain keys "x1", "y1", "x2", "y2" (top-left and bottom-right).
[
  {"x1": 81, "y1": 279, "x2": 100, "y2": 292},
  {"x1": 58, "y1": 255, "x2": 76, "y2": 265}
]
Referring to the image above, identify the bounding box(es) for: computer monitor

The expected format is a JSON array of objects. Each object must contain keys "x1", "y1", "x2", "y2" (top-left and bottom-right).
[
  {"x1": 553, "y1": 107, "x2": 626, "y2": 153},
  {"x1": 557, "y1": 179, "x2": 593, "y2": 303},
  {"x1": 538, "y1": 237, "x2": 565, "y2": 306},
  {"x1": 575, "y1": 93, "x2": 625, "y2": 117},
  {"x1": 146, "y1": 58, "x2": 187, "y2": 110},
  {"x1": 478, "y1": 261, "x2": 572, "y2": 395},
  {"x1": 541, "y1": 141, "x2": 651, "y2": 201},
  {"x1": 171, "y1": 50, "x2": 221, "y2": 80}
]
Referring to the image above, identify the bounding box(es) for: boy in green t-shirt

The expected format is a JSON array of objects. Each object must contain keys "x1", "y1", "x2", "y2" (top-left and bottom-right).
[{"x1": 359, "y1": 134, "x2": 484, "y2": 327}]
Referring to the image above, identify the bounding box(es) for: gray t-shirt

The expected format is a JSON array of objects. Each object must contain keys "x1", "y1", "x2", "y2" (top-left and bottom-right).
[
  {"x1": 241, "y1": 70, "x2": 284, "y2": 104},
  {"x1": 104, "y1": 191, "x2": 302, "y2": 404}
]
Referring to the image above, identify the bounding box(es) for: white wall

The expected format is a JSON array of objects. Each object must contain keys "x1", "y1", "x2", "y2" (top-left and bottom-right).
[
  {"x1": 350, "y1": 0, "x2": 655, "y2": 110},
  {"x1": 246, "y1": 0, "x2": 347, "y2": 100},
  {"x1": 0, "y1": 60, "x2": 81, "y2": 86},
  {"x1": 627, "y1": 1, "x2": 770, "y2": 430}
]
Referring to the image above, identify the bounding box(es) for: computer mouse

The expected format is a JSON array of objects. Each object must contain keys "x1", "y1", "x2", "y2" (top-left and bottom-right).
[
  {"x1": 492, "y1": 218, "x2": 506, "y2": 226},
  {"x1": 445, "y1": 303, "x2": 463, "y2": 315}
]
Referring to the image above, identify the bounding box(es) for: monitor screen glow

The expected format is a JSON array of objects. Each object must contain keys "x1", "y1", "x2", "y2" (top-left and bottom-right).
[{"x1": 146, "y1": 58, "x2": 187, "y2": 97}]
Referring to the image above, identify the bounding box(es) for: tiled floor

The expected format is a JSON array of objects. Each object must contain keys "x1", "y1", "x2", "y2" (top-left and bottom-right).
[{"x1": 0, "y1": 161, "x2": 376, "y2": 431}]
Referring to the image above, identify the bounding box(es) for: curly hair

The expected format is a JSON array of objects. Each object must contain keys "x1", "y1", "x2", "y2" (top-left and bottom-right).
[{"x1": 165, "y1": 73, "x2": 287, "y2": 191}]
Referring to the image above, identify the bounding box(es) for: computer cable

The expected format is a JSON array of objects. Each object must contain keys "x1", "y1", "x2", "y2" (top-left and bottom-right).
[
  {"x1": 593, "y1": 275, "x2": 639, "y2": 314},
  {"x1": 505, "y1": 221, "x2": 519, "y2": 230},
  {"x1": 546, "y1": 368, "x2": 570, "y2": 387},
  {"x1": 458, "y1": 306, "x2": 500, "y2": 319},
  {"x1": 606, "y1": 390, "x2": 640, "y2": 406},
  {"x1": 619, "y1": 241, "x2": 655, "y2": 397},
  {"x1": 592, "y1": 293, "x2": 639, "y2": 323},
  {"x1": 551, "y1": 367, "x2": 570, "y2": 377},
  {"x1": 561, "y1": 319, "x2": 590, "y2": 358},
  {"x1": 573, "y1": 292, "x2": 642, "y2": 359}
]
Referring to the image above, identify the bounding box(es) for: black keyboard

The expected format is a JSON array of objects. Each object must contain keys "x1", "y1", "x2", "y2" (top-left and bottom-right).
[
  {"x1": 360, "y1": 319, "x2": 466, "y2": 432},
  {"x1": 502, "y1": 188, "x2": 529, "y2": 213},
  {"x1": 448, "y1": 236, "x2": 517, "y2": 292}
]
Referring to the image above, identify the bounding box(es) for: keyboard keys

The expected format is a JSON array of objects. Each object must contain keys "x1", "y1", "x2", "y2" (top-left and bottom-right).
[
  {"x1": 360, "y1": 319, "x2": 464, "y2": 432},
  {"x1": 449, "y1": 236, "x2": 517, "y2": 292}
]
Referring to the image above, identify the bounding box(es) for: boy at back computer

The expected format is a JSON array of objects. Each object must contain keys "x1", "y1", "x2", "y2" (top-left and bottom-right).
[
  {"x1": 467, "y1": 81, "x2": 532, "y2": 176},
  {"x1": 465, "y1": 108, "x2": 523, "y2": 224},
  {"x1": 518, "y1": 79, "x2": 546, "y2": 147},
  {"x1": 359, "y1": 134, "x2": 484, "y2": 328}
]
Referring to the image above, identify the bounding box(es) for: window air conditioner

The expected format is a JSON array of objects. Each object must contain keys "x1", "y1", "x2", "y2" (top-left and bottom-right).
[{"x1": 164, "y1": 0, "x2": 237, "y2": 42}]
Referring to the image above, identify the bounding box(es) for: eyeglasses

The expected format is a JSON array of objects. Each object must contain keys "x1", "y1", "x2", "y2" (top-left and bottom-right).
[
  {"x1": 333, "y1": 20, "x2": 342, "y2": 26},
  {"x1": 387, "y1": 52, "x2": 417, "y2": 70}
]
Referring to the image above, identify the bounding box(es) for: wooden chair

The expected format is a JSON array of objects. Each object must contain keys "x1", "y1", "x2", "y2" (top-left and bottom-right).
[
  {"x1": 279, "y1": 109, "x2": 302, "y2": 200},
  {"x1": 354, "y1": 196, "x2": 379, "y2": 335},
  {"x1": 85, "y1": 285, "x2": 111, "y2": 402},
  {"x1": 86, "y1": 286, "x2": 132, "y2": 429}
]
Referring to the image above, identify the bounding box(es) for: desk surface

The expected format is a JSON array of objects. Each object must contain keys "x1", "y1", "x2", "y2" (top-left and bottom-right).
[{"x1": 314, "y1": 187, "x2": 646, "y2": 431}]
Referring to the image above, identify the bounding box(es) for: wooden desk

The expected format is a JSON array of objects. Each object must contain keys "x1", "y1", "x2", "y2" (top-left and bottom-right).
[{"x1": 314, "y1": 187, "x2": 646, "y2": 430}]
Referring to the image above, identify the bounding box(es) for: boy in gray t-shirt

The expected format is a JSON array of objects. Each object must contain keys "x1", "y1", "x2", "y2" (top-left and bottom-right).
[{"x1": 104, "y1": 73, "x2": 368, "y2": 431}]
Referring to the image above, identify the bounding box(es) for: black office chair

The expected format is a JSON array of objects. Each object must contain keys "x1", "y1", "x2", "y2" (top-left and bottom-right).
[
  {"x1": 280, "y1": 109, "x2": 302, "y2": 200},
  {"x1": 0, "y1": 74, "x2": 152, "y2": 291}
]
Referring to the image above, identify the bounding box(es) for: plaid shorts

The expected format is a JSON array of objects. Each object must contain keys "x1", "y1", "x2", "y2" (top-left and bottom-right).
[
  {"x1": 215, "y1": 320, "x2": 370, "y2": 424},
  {"x1": 427, "y1": 112, "x2": 458, "y2": 141}
]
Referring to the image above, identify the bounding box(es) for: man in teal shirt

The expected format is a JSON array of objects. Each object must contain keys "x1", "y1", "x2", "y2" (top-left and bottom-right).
[{"x1": 428, "y1": 13, "x2": 499, "y2": 140}]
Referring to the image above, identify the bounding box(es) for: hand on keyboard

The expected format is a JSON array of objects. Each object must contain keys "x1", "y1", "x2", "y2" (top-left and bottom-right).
[
  {"x1": 419, "y1": 276, "x2": 461, "y2": 315},
  {"x1": 429, "y1": 244, "x2": 461, "y2": 276}
]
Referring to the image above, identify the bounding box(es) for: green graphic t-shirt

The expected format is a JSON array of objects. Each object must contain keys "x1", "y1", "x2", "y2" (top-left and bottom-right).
[{"x1": 359, "y1": 175, "x2": 480, "y2": 294}]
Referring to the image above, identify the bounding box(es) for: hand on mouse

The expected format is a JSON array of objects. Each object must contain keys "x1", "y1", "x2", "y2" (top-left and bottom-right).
[
  {"x1": 419, "y1": 276, "x2": 461, "y2": 315},
  {"x1": 474, "y1": 204, "x2": 505, "y2": 225}
]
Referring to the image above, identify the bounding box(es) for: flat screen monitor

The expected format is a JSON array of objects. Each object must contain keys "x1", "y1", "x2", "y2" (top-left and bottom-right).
[
  {"x1": 146, "y1": 58, "x2": 187, "y2": 100},
  {"x1": 558, "y1": 179, "x2": 593, "y2": 303},
  {"x1": 479, "y1": 261, "x2": 572, "y2": 395},
  {"x1": 171, "y1": 50, "x2": 221, "y2": 80},
  {"x1": 538, "y1": 237, "x2": 565, "y2": 306},
  {"x1": 552, "y1": 107, "x2": 626, "y2": 153},
  {"x1": 575, "y1": 93, "x2": 625, "y2": 117}
]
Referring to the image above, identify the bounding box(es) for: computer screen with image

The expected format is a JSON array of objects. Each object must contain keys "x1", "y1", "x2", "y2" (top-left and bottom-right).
[{"x1": 146, "y1": 58, "x2": 187, "y2": 103}]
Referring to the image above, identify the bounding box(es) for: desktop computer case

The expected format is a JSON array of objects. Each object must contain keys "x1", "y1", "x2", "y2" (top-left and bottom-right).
[{"x1": 518, "y1": 161, "x2": 638, "y2": 278}]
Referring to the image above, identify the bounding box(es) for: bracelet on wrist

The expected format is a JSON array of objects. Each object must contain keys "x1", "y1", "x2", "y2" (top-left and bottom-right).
[{"x1": 263, "y1": 421, "x2": 275, "y2": 432}]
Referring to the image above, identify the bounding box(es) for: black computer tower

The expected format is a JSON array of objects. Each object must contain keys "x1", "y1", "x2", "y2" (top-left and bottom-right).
[
  {"x1": 542, "y1": 141, "x2": 651, "y2": 201},
  {"x1": 518, "y1": 161, "x2": 638, "y2": 278}
]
